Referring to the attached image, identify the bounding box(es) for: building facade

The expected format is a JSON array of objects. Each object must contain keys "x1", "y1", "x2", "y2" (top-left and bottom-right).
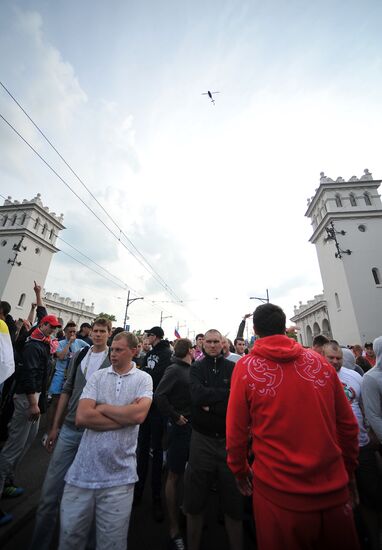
[
  {"x1": 293, "y1": 169, "x2": 382, "y2": 345},
  {"x1": 0, "y1": 195, "x2": 96, "y2": 326},
  {"x1": 291, "y1": 294, "x2": 332, "y2": 347}
]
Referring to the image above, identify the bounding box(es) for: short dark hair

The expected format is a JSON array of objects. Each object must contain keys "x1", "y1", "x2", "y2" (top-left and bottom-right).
[
  {"x1": 0, "y1": 301, "x2": 11, "y2": 316},
  {"x1": 64, "y1": 321, "x2": 77, "y2": 331},
  {"x1": 234, "y1": 337, "x2": 245, "y2": 346},
  {"x1": 252, "y1": 303, "x2": 286, "y2": 337},
  {"x1": 196, "y1": 333, "x2": 204, "y2": 340},
  {"x1": 92, "y1": 317, "x2": 112, "y2": 332},
  {"x1": 312, "y1": 335, "x2": 330, "y2": 348},
  {"x1": 174, "y1": 338, "x2": 193, "y2": 359},
  {"x1": 80, "y1": 322, "x2": 92, "y2": 330},
  {"x1": 364, "y1": 342, "x2": 373, "y2": 349}
]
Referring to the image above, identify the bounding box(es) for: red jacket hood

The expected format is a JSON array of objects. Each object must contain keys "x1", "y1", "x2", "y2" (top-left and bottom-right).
[{"x1": 252, "y1": 334, "x2": 302, "y2": 362}]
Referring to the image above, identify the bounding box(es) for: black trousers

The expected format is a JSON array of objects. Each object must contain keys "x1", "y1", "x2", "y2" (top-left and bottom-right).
[{"x1": 135, "y1": 407, "x2": 164, "y2": 500}]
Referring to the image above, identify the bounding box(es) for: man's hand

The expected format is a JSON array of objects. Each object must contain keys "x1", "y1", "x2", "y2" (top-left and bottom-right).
[
  {"x1": 348, "y1": 476, "x2": 359, "y2": 508},
  {"x1": 28, "y1": 403, "x2": 40, "y2": 422},
  {"x1": 68, "y1": 334, "x2": 76, "y2": 344},
  {"x1": 243, "y1": 313, "x2": 252, "y2": 320},
  {"x1": 23, "y1": 320, "x2": 31, "y2": 331},
  {"x1": 235, "y1": 471, "x2": 253, "y2": 496},
  {"x1": 45, "y1": 428, "x2": 59, "y2": 453},
  {"x1": 33, "y1": 281, "x2": 42, "y2": 294},
  {"x1": 202, "y1": 406, "x2": 210, "y2": 412},
  {"x1": 176, "y1": 415, "x2": 188, "y2": 426}
]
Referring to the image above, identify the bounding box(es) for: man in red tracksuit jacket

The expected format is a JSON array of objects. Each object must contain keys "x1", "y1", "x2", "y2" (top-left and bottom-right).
[{"x1": 226, "y1": 303, "x2": 360, "y2": 550}]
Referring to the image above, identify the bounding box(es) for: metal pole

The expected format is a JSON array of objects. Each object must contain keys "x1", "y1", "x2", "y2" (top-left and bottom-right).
[
  {"x1": 266, "y1": 289, "x2": 269, "y2": 303},
  {"x1": 160, "y1": 311, "x2": 163, "y2": 327},
  {"x1": 124, "y1": 290, "x2": 130, "y2": 329}
]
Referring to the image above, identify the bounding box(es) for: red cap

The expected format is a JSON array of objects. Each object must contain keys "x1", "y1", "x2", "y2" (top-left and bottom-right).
[{"x1": 40, "y1": 315, "x2": 62, "y2": 328}]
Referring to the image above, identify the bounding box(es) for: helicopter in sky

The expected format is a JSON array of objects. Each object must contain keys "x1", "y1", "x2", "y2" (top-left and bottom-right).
[{"x1": 202, "y1": 90, "x2": 220, "y2": 105}]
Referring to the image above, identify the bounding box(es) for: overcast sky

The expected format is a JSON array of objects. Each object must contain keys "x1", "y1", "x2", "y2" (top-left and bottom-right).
[{"x1": 1, "y1": 0, "x2": 382, "y2": 339}]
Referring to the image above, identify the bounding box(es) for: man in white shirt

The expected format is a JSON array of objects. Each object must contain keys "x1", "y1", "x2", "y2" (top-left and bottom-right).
[
  {"x1": 324, "y1": 342, "x2": 381, "y2": 549},
  {"x1": 59, "y1": 331, "x2": 153, "y2": 550}
]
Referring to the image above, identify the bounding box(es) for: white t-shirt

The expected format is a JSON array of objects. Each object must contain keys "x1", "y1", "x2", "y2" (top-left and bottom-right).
[
  {"x1": 338, "y1": 367, "x2": 369, "y2": 447},
  {"x1": 81, "y1": 348, "x2": 109, "y2": 381},
  {"x1": 65, "y1": 365, "x2": 153, "y2": 489}
]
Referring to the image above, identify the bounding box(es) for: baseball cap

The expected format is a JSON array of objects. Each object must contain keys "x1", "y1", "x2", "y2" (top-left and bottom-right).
[
  {"x1": 40, "y1": 315, "x2": 62, "y2": 328},
  {"x1": 145, "y1": 326, "x2": 164, "y2": 338}
]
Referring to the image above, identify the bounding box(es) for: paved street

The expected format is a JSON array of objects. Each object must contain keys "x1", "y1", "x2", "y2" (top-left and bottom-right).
[{"x1": 0, "y1": 418, "x2": 256, "y2": 550}]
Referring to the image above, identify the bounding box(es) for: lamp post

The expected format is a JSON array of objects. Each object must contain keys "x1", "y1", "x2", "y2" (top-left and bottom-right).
[
  {"x1": 123, "y1": 290, "x2": 144, "y2": 329},
  {"x1": 160, "y1": 311, "x2": 172, "y2": 327},
  {"x1": 250, "y1": 289, "x2": 270, "y2": 304}
]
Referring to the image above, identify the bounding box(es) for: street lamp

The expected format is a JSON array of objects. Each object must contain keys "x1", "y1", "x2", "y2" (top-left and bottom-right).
[
  {"x1": 250, "y1": 289, "x2": 270, "y2": 304},
  {"x1": 123, "y1": 290, "x2": 144, "y2": 329},
  {"x1": 160, "y1": 311, "x2": 172, "y2": 327}
]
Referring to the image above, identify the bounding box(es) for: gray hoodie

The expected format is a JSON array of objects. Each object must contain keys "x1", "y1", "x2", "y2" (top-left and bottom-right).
[{"x1": 362, "y1": 335, "x2": 382, "y2": 442}]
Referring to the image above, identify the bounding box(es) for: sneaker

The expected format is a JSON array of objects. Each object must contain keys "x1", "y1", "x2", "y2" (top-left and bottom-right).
[
  {"x1": 2, "y1": 485, "x2": 24, "y2": 498},
  {"x1": 168, "y1": 535, "x2": 185, "y2": 550},
  {"x1": 0, "y1": 509, "x2": 13, "y2": 527},
  {"x1": 152, "y1": 499, "x2": 164, "y2": 522}
]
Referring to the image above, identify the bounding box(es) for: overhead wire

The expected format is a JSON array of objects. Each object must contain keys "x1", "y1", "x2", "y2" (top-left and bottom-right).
[
  {"x1": 1, "y1": 209, "x2": 176, "y2": 320},
  {"x1": 0, "y1": 82, "x2": 184, "y2": 300},
  {"x1": 0, "y1": 83, "x2": 205, "y2": 323},
  {"x1": 0, "y1": 112, "x2": 185, "y2": 301}
]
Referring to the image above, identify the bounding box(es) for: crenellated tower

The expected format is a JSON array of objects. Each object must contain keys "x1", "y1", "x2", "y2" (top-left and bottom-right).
[{"x1": 305, "y1": 169, "x2": 382, "y2": 343}]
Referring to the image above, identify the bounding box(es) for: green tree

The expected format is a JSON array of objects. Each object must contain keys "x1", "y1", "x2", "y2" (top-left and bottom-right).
[{"x1": 97, "y1": 312, "x2": 117, "y2": 322}]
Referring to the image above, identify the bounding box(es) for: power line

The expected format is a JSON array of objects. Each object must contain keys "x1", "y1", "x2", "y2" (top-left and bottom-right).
[
  {"x1": 0, "y1": 82, "x2": 184, "y2": 302},
  {"x1": 0, "y1": 112, "x2": 183, "y2": 299},
  {"x1": 0, "y1": 209, "x2": 176, "y2": 319},
  {"x1": 0, "y1": 85, "x2": 204, "y2": 322}
]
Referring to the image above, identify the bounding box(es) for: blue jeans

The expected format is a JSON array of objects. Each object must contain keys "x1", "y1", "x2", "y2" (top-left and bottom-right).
[{"x1": 30, "y1": 424, "x2": 83, "y2": 550}]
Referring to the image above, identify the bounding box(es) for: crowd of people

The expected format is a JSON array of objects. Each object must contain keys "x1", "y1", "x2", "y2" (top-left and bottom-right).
[{"x1": 0, "y1": 284, "x2": 381, "y2": 550}]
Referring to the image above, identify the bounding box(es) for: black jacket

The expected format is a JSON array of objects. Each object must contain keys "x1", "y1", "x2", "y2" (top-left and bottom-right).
[
  {"x1": 14, "y1": 337, "x2": 51, "y2": 395},
  {"x1": 154, "y1": 358, "x2": 191, "y2": 421},
  {"x1": 141, "y1": 339, "x2": 173, "y2": 391},
  {"x1": 190, "y1": 353, "x2": 235, "y2": 438}
]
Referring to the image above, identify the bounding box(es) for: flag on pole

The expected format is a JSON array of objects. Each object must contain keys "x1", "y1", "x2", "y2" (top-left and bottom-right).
[{"x1": 174, "y1": 328, "x2": 181, "y2": 339}]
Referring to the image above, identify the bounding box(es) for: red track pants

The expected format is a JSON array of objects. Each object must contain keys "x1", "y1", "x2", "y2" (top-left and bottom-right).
[{"x1": 253, "y1": 490, "x2": 361, "y2": 550}]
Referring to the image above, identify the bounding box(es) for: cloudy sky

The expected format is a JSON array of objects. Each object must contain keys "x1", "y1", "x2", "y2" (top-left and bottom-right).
[{"x1": 1, "y1": 0, "x2": 382, "y2": 339}]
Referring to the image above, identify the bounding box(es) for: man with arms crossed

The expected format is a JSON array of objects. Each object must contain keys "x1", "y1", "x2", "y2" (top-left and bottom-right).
[
  {"x1": 59, "y1": 331, "x2": 152, "y2": 550},
  {"x1": 30, "y1": 317, "x2": 112, "y2": 549},
  {"x1": 226, "y1": 303, "x2": 360, "y2": 550}
]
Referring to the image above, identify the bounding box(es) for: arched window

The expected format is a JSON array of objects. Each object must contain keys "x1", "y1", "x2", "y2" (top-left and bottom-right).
[
  {"x1": 306, "y1": 325, "x2": 313, "y2": 347},
  {"x1": 335, "y1": 292, "x2": 341, "y2": 309},
  {"x1": 11, "y1": 214, "x2": 17, "y2": 226},
  {"x1": 322, "y1": 318, "x2": 331, "y2": 338},
  {"x1": 20, "y1": 213, "x2": 26, "y2": 224},
  {"x1": 335, "y1": 194, "x2": 342, "y2": 207},
  {"x1": 372, "y1": 268, "x2": 381, "y2": 285},
  {"x1": 349, "y1": 193, "x2": 357, "y2": 206},
  {"x1": 50, "y1": 228, "x2": 54, "y2": 240},
  {"x1": 313, "y1": 322, "x2": 320, "y2": 336},
  {"x1": 364, "y1": 193, "x2": 372, "y2": 206},
  {"x1": 2, "y1": 215, "x2": 8, "y2": 227},
  {"x1": 34, "y1": 217, "x2": 40, "y2": 229},
  {"x1": 42, "y1": 223, "x2": 48, "y2": 236},
  {"x1": 18, "y1": 293, "x2": 26, "y2": 307}
]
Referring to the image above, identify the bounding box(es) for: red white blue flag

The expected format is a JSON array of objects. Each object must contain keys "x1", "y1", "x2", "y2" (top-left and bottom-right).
[{"x1": 174, "y1": 328, "x2": 181, "y2": 339}]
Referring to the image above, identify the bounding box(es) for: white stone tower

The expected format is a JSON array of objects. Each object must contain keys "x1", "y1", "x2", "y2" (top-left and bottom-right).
[
  {"x1": 305, "y1": 169, "x2": 382, "y2": 344},
  {"x1": 0, "y1": 194, "x2": 65, "y2": 318}
]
